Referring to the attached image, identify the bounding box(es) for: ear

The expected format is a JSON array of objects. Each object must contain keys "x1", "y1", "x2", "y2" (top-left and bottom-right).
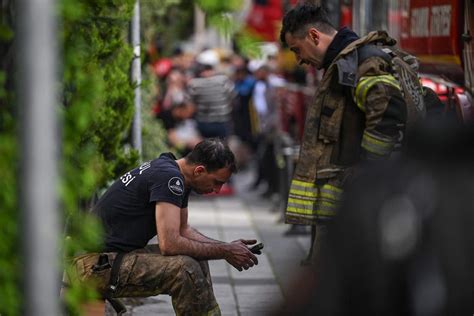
[
  {"x1": 308, "y1": 28, "x2": 320, "y2": 43},
  {"x1": 194, "y1": 165, "x2": 206, "y2": 176}
]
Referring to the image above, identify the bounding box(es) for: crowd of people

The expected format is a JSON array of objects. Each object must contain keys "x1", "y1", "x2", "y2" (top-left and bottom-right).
[{"x1": 150, "y1": 45, "x2": 313, "y2": 198}]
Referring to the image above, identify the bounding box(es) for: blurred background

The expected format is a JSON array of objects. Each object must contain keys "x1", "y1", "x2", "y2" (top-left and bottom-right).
[{"x1": 0, "y1": 0, "x2": 472, "y2": 315}]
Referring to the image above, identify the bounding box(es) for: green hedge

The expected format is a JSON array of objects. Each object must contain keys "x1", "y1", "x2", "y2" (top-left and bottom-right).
[
  {"x1": 0, "y1": 2, "x2": 20, "y2": 314},
  {"x1": 61, "y1": 1, "x2": 140, "y2": 314},
  {"x1": 1, "y1": 1, "x2": 140, "y2": 314}
]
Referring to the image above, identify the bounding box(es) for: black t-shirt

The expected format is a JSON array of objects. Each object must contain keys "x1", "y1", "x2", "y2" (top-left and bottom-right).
[{"x1": 93, "y1": 153, "x2": 191, "y2": 252}]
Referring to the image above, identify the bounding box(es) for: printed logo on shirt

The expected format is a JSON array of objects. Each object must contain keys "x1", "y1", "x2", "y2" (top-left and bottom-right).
[{"x1": 168, "y1": 177, "x2": 184, "y2": 196}]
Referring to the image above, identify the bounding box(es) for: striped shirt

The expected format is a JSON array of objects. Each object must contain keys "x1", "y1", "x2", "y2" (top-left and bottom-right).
[{"x1": 188, "y1": 75, "x2": 235, "y2": 123}]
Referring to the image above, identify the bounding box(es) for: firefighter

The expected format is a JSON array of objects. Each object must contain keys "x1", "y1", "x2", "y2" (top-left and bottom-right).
[{"x1": 280, "y1": 4, "x2": 425, "y2": 264}]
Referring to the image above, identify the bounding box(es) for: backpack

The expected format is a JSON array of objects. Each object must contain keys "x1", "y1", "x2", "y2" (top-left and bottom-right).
[{"x1": 357, "y1": 44, "x2": 443, "y2": 129}]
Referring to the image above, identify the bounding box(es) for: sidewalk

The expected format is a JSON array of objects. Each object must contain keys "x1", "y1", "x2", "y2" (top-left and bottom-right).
[{"x1": 106, "y1": 169, "x2": 312, "y2": 315}]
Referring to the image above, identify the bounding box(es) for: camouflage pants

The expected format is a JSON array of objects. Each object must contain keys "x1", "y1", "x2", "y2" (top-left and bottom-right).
[{"x1": 72, "y1": 245, "x2": 221, "y2": 316}]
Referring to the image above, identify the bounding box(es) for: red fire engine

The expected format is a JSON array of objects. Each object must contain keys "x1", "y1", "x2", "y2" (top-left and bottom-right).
[{"x1": 345, "y1": 0, "x2": 473, "y2": 123}]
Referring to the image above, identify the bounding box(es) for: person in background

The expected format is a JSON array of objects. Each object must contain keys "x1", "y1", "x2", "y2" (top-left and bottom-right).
[
  {"x1": 188, "y1": 63, "x2": 235, "y2": 139},
  {"x1": 250, "y1": 65, "x2": 280, "y2": 198},
  {"x1": 161, "y1": 69, "x2": 187, "y2": 112},
  {"x1": 232, "y1": 65, "x2": 256, "y2": 147},
  {"x1": 156, "y1": 95, "x2": 201, "y2": 156}
]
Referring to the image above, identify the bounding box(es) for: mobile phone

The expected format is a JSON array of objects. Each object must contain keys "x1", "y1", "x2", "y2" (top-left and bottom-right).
[{"x1": 250, "y1": 242, "x2": 264, "y2": 254}]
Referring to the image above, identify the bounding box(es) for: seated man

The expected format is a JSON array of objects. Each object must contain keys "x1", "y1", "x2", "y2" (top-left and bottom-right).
[{"x1": 72, "y1": 139, "x2": 258, "y2": 315}]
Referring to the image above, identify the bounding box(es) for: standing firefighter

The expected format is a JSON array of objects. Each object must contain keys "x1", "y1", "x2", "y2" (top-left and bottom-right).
[
  {"x1": 70, "y1": 139, "x2": 259, "y2": 315},
  {"x1": 280, "y1": 4, "x2": 425, "y2": 264}
]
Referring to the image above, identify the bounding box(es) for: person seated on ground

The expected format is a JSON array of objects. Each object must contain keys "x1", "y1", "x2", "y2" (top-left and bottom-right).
[
  {"x1": 157, "y1": 96, "x2": 202, "y2": 156},
  {"x1": 71, "y1": 139, "x2": 259, "y2": 316}
]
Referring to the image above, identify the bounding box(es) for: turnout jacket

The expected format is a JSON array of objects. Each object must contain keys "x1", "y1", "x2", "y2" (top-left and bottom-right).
[{"x1": 286, "y1": 30, "x2": 423, "y2": 225}]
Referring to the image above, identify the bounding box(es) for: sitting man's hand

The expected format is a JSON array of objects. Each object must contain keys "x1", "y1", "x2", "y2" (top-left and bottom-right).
[
  {"x1": 225, "y1": 240, "x2": 259, "y2": 271},
  {"x1": 231, "y1": 239, "x2": 257, "y2": 246}
]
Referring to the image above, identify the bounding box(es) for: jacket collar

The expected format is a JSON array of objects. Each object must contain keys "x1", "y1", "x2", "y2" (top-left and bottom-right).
[{"x1": 322, "y1": 27, "x2": 359, "y2": 70}]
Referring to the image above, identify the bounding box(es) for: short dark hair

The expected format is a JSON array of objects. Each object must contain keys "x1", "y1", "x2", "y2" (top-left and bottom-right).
[
  {"x1": 280, "y1": 4, "x2": 335, "y2": 45},
  {"x1": 185, "y1": 138, "x2": 237, "y2": 173}
]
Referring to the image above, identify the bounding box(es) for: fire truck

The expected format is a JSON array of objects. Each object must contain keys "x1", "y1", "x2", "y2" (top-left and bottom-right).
[{"x1": 341, "y1": 0, "x2": 473, "y2": 123}]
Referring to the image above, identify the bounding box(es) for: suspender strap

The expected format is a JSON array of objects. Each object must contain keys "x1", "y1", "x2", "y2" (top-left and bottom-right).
[
  {"x1": 105, "y1": 252, "x2": 127, "y2": 315},
  {"x1": 108, "y1": 252, "x2": 126, "y2": 294}
]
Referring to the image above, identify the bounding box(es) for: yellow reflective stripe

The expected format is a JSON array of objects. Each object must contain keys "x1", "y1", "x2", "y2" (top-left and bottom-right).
[
  {"x1": 290, "y1": 188, "x2": 340, "y2": 200},
  {"x1": 290, "y1": 183, "x2": 343, "y2": 199},
  {"x1": 288, "y1": 199, "x2": 336, "y2": 207},
  {"x1": 356, "y1": 75, "x2": 400, "y2": 95},
  {"x1": 288, "y1": 193, "x2": 317, "y2": 201},
  {"x1": 288, "y1": 198, "x2": 315, "y2": 206},
  {"x1": 355, "y1": 77, "x2": 379, "y2": 110},
  {"x1": 292, "y1": 181, "x2": 342, "y2": 192},
  {"x1": 292, "y1": 179, "x2": 317, "y2": 188},
  {"x1": 355, "y1": 77, "x2": 378, "y2": 103},
  {"x1": 363, "y1": 131, "x2": 395, "y2": 148},
  {"x1": 289, "y1": 188, "x2": 318, "y2": 198},
  {"x1": 322, "y1": 184, "x2": 343, "y2": 193},
  {"x1": 359, "y1": 78, "x2": 400, "y2": 110},
  {"x1": 321, "y1": 184, "x2": 343, "y2": 198},
  {"x1": 290, "y1": 183, "x2": 318, "y2": 194},
  {"x1": 362, "y1": 140, "x2": 390, "y2": 156},
  {"x1": 287, "y1": 206, "x2": 313, "y2": 215},
  {"x1": 355, "y1": 75, "x2": 400, "y2": 111},
  {"x1": 361, "y1": 131, "x2": 395, "y2": 156},
  {"x1": 288, "y1": 199, "x2": 337, "y2": 209},
  {"x1": 320, "y1": 191, "x2": 340, "y2": 201},
  {"x1": 287, "y1": 204, "x2": 337, "y2": 216}
]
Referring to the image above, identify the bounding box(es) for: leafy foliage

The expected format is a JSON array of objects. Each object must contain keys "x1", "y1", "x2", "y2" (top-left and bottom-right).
[
  {"x1": 1, "y1": 0, "x2": 140, "y2": 314},
  {"x1": 195, "y1": 0, "x2": 241, "y2": 15},
  {"x1": 140, "y1": 68, "x2": 171, "y2": 161},
  {"x1": 0, "y1": 2, "x2": 20, "y2": 314},
  {"x1": 196, "y1": 0, "x2": 262, "y2": 59},
  {"x1": 59, "y1": 0, "x2": 139, "y2": 313}
]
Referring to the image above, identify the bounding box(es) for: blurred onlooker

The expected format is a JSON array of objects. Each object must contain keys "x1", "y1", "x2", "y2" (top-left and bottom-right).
[
  {"x1": 251, "y1": 65, "x2": 283, "y2": 197},
  {"x1": 188, "y1": 63, "x2": 235, "y2": 139},
  {"x1": 156, "y1": 95, "x2": 201, "y2": 156},
  {"x1": 276, "y1": 122, "x2": 474, "y2": 315},
  {"x1": 232, "y1": 65, "x2": 256, "y2": 146},
  {"x1": 161, "y1": 69, "x2": 186, "y2": 112}
]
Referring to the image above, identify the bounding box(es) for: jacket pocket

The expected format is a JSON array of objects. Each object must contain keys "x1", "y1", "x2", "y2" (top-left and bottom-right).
[
  {"x1": 318, "y1": 95, "x2": 344, "y2": 143},
  {"x1": 73, "y1": 253, "x2": 111, "y2": 295}
]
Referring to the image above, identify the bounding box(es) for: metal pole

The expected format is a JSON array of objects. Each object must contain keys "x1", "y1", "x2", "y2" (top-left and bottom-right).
[
  {"x1": 17, "y1": 0, "x2": 60, "y2": 315},
  {"x1": 194, "y1": 3, "x2": 206, "y2": 52},
  {"x1": 131, "y1": 0, "x2": 142, "y2": 158}
]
